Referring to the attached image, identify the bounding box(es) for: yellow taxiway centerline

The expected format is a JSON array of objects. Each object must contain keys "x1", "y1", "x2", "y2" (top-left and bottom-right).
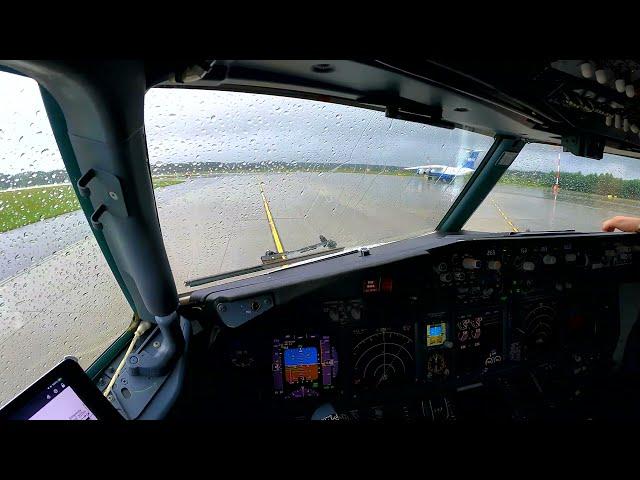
[
  {"x1": 259, "y1": 182, "x2": 286, "y2": 256},
  {"x1": 490, "y1": 198, "x2": 519, "y2": 233}
]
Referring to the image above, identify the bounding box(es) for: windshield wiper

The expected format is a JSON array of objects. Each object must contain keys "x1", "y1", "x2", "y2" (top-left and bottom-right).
[
  {"x1": 508, "y1": 229, "x2": 576, "y2": 236},
  {"x1": 184, "y1": 235, "x2": 344, "y2": 288},
  {"x1": 261, "y1": 235, "x2": 337, "y2": 264}
]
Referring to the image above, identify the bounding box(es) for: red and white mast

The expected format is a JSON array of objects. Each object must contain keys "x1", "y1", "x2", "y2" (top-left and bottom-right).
[{"x1": 552, "y1": 152, "x2": 561, "y2": 194}]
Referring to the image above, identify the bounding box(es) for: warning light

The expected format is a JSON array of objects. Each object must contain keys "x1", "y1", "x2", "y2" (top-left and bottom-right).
[
  {"x1": 363, "y1": 279, "x2": 379, "y2": 293},
  {"x1": 381, "y1": 278, "x2": 393, "y2": 293}
]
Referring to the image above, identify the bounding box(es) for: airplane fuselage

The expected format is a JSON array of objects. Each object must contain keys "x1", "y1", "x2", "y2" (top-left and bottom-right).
[{"x1": 409, "y1": 165, "x2": 474, "y2": 182}]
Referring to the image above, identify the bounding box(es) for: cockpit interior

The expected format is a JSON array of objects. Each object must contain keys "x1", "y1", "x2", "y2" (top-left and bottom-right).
[{"x1": 2, "y1": 59, "x2": 640, "y2": 422}]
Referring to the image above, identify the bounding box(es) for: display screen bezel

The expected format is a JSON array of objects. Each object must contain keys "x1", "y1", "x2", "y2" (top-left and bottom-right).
[{"x1": 0, "y1": 358, "x2": 123, "y2": 421}]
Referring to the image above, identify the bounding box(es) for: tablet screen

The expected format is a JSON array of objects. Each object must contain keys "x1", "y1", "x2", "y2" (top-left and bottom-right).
[
  {"x1": 8, "y1": 375, "x2": 97, "y2": 420},
  {"x1": 23, "y1": 378, "x2": 97, "y2": 420},
  {"x1": 0, "y1": 358, "x2": 121, "y2": 421}
]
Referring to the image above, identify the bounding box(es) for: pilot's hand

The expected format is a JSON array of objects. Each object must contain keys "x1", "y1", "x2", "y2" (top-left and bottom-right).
[{"x1": 602, "y1": 216, "x2": 640, "y2": 233}]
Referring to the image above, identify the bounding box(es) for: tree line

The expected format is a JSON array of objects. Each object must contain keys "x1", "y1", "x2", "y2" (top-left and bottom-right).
[
  {"x1": 3, "y1": 163, "x2": 640, "y2": 202},
  {"x1": 500, "y1": 170, "x2": 640, "y2": 200},
  {"x1": 1, "y1": 162, "x2": 409, "y2": 190}
]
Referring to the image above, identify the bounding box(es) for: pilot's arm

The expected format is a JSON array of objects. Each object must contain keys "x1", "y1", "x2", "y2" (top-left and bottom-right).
[{"x1": 602, "y1": 216, "x2": 640, "y2": 233}]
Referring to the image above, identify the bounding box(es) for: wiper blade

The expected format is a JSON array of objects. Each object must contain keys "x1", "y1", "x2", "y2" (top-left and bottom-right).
[
  {"x1": 508, "y1": 229, "x2": 576, "y2": 236},
  {"x1": 261, "y1": 235, "x2": 337, "y2": 264},
  {"x1": 184, "y1": 236, "x2": 344, "y2": 288}
]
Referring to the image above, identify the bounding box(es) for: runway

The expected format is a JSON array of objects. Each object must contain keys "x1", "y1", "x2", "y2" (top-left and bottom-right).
[{"x1": 2, "y1": 171, "x2": 640, "y2": 405}]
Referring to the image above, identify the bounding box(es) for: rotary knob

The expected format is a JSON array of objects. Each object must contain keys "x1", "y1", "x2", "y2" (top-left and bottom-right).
[{"x1": 440, "y1": 272, "x2": 453, "y2": 283}]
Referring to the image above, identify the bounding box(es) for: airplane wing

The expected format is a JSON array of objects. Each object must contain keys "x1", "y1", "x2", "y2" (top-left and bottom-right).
[{"x1": 403, "y1": 165, "x2": 447, "y2": 170}]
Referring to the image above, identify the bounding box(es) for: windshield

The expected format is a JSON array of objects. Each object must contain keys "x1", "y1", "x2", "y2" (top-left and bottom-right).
[
  {"x1": 465, "y1": 142, "x2": 640, "y2": 233},
  {"x1": 144, "y1": 88, "x2": 494, "y2": 289},
  {"x1": 0, "y1": 71, "x2": 133, "y2": 406}
]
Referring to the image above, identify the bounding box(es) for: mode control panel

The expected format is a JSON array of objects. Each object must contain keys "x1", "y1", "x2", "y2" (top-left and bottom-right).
[
  {"x1": 431, "y1": 236, "x2": 639, "y2": 303},
  {"x1": 433, "y1": 244, "x2": 503, "y2": 305}
]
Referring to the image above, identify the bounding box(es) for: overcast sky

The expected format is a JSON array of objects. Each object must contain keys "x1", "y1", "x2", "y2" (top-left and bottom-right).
[
  {"x1": 3, "y1": 70, "x2": 640, "y2": 180},
  {"x1": 143, "y1": 88, "x2": 494, "y2": 169}
]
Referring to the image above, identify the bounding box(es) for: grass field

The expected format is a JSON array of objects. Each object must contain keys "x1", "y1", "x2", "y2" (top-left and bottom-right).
[
  {"x1": 0, "y1": 178, "x2": 184, "y2": 233},
  {"x1": 152, "y1": 178, "x2": 184, "y2": 189}
]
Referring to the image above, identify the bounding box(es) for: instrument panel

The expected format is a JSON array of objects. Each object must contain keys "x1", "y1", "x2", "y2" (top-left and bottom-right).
[{"x1": 206, "y1": 233, "x2": 637, "y2": 421}]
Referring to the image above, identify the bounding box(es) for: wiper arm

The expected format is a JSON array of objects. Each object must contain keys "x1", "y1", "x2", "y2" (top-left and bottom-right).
[
  {"x1": 184, "y1": 235, "x2": 344, "y2": 288},
  {"x1": 261, "y1": 235, "x2": 337, "y2": 264},
  {"x1": 508, "y1": 229, "x2": 576, "y2": 236}
]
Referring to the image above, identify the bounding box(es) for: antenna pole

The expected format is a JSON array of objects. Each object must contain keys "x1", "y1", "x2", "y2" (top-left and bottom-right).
[{"x1": 553, "y1": 152, "x2": 561, "y2": 194}]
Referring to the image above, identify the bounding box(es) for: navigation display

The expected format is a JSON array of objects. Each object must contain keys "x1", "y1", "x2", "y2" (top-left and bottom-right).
[{"x1": 273, "y1": 334, "x2": 338, "y2": 399}]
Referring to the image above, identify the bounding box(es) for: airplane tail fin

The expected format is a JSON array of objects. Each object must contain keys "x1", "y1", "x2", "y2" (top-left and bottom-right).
[{"x1": 462, "y1": 150, "x2": 481, "y2": 169}]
